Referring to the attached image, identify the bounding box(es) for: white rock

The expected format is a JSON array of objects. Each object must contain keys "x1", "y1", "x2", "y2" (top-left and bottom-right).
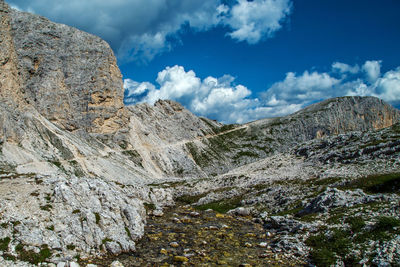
[
  {"x1": 110, "y1": 261, "x2": 124, "y2": 267},
  {"x1": 259, "y1": 242, "x2": 268, "y2": 248}
]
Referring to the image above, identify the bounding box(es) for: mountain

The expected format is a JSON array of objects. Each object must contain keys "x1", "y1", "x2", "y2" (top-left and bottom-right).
[{"x1": 0, "y1": 1, "x2": 399, "y2": 266}]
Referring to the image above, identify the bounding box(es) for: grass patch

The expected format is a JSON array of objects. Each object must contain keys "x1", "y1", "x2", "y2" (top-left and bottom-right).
[
  {"x1": 340, "y1": 173, "x2": 400, "y2": 194},
  {"x1": 307, "y1": 215, "x2": 400, "y2": 265},
  {"x1": 0, "y1": 237, "x2": 10, "y2": 251},
  {"x1": 345, "y1": 216, "x2": 366, "y2": 233},
  {"x1": 306, "y1": 228, "x2": 352, "y2": 266},
  {"x1": 40, "y1": 204, "x2": 52, "y2": 212},
  {"x1": 233, "y1": 150, "x2": 259, "y2": 160},
  {"x1": 94, "y1": 213, "x2": 101, "y2": 224},
  {"x1": 72, "y1": 209, "x2": 80, "y2": 214},
  {"x1": 196, "y1": 196, "x2": 243, "y2": 213},
  {"x1": 66, "y1": 244, "x2": 76, "y2": 250},
  {"x1": 175, "y1": 193, "x2": 207, "y2": 205},
  {"x1": 18, "y1": 244, "x2": 52, "y2": 264},
  {"x1": 125, "y1": 227, "x2": 131, "y2": 237},
  {"x1": 143, "y1": 203, "x2": 156, "y2": 211},
  {"x1": 69, "y1": 160, "x2": 85, "y2": 177},
  {"x1": 374, "y1": 216, "x2": 400, "y2": 232}
]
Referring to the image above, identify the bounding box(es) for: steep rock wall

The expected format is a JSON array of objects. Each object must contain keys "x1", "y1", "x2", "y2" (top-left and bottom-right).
[{"x1": 9, "y1": 8, "x2": 125, "y2": 133}]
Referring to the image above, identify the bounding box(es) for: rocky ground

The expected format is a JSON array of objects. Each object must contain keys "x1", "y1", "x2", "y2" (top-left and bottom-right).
[{"x1": 84, "y1": 206, "x2": 304, "y2": 266}]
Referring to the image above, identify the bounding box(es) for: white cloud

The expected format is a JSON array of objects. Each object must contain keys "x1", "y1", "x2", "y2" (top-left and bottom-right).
[
  {"x1": 223, "y1": 0, "x2": 292, "y2": 44},
  {"x1": 362, "y1": 60, "x2": 381, "y2": 83},
  {"x1": 372, "y1": 67, "x2": 400, "y2": 105},
  {"x1": 124, "y1": 65, "x2": 255, "y2": 123},
  {"x1": 332, "y1": 62, "x2": 360, "y2": 74},
  {"x1": 8, "y1": 0, "x2": 293, "y2": 62},
  {"x1": 263, "y1": 71, "x2": 340, "y2": 105},
  {"x1": 124, "y1": 61, "x2": 400, "y2": 123}
]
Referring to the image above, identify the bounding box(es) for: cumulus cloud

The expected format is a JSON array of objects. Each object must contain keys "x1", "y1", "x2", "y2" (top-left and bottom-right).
[
  {"x1": 8, "y1": 0, "x2": 292, "y2": 62},
  {"x1": 223, "y1": 0, "x2": 292, "y2": 44},
  {"x1": 362, "y1": 60, "x2": 382, "y2": 83},
  {"x1": 124, "y1": 65, "x2": 256, "y2": 123},
  {"x1": 372, "y1": 68, "x2": 400, "y2": 105},
  {"x1": 332, "y1": 62, "x2": 360, "y2": 75},
  {"x1": 262, "y1": 60, "x2": 400, "y2": 117},
  {"x1": 125, "y1": 61, "x2": 400, "y2": 123},
  {"x1": 263, "y1": 71, "x2": 340, "y2": 106}
]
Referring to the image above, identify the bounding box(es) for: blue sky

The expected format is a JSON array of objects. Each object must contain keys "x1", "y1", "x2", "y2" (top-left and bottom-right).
[{"x1": 8, "y1": 0, "x2": 400, "y2": 123}]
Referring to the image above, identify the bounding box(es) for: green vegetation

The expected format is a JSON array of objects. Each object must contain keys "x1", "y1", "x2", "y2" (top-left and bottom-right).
[
  {"x1": 102, "y1": 238, "x2": 113, "y2": 245},
  {"x1": 375, "y1": 216, "x2": 400, "y2": 232},
  {"x1": 307, "y1": 215, "x2": 400, "y2": 266},
  {"x1": 18, "y1": 244, "x2": 52, "y2": 264},
  {"x1": 0, "y1": 237, "x2": 10, "y2": 251},
  {"x1": 66, "y1": 244, "x2": 76, "y2": 250},
  {"x1": 196, "y1": 196, "x2": 243, "y2": 214},
  {"x1": 30, "y1": 191, "x2": 40, "y2": 197},
  {"x1": 199, "y1": 117, "x2": 237, "y2": 134},
  {"x1": 175, "y1": 193, "x2": 207, "y2": 205},
  {"x1": 46, "y1": 225, "x2": 55, "y2": 231},
  {"x1": 233, "y1": 150, "x2": 259, "y2": 160},
  {"x1": 50, "y1": 160, "x2": 67, "y2": 173},
  {"x1": 340, "y1": 173, "x2": 400, "y2": 194},
  {"x1": 306, "y1": 228, "x2": 352, "y2": 266},
  {"x1": 118, "y1": 140, "x2": 128, "y2": 149},
  {"x1": 185, "y1": 142, "x2": 213, "y2": 167},
  {"x1": 143, "y1": 203, "x2": 156, "y2": 211},
  {"x1": 345, "y1": 216, "x2": 366, "y2": 232},
  {"x1": 72, "y1": 209, "x2": 81, "y2": 214},
  {"x1": 122, "y1": 150, "x2": 143, "y2": 167},
  {"x1": 40, "y1": 204, "x2": 52, "y2": 211},
  {"x1": 69, "y1": 160, "x2": 85, "y2": 177},
  {"x1": 43, "y1": 128, "x2": 74, "y2": 159},
  {"x1": 94, "y1": 212, "x2": 101, "y2": 224},
  {"x1": 125, "y1": 227, "x2": 131, "y2": 237}
]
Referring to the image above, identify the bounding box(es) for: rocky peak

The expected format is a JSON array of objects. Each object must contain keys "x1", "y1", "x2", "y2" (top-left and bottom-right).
[
  {"x1": 8, "y1": 8, "x2": 125, "y2": 133},
  {"x1": 292, "y1": 96, "x2": 400, "y2": 133}
]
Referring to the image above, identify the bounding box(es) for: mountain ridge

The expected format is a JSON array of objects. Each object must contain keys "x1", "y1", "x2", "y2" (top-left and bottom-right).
[{"x1": 0, "y1": 1, "x2": 399, "y2": 265}]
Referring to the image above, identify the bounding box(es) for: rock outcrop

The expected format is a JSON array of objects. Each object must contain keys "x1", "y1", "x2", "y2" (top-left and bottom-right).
[{"x1": 9, "y1": 7, "x2": 125, "y2": 133}]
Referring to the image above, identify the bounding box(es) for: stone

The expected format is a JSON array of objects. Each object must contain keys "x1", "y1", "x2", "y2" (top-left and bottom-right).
[
  {"x1": 170, "y1": 242, "x2": 179, "y2": 248},
  {"x1": 190, "y1": 211, "x2": 200, "y2": 217},
  {"x1": 259, "y1": 242, "x2": 268, "y2": 248},
  {"x1": 152, "y1": 209, "x2": 164, "y2": 217},
  {"x1": 110, "y1": 261, "x2": 124, "y2": 267},
  {"x1": 69, "y1": 263, "x2": 80, "y2": 267},
  {"x1": 173, "y1": 256, "x2": 189, "y2": 262},
  {"x1": 244, "y1": 242, "x2": 252, "y2": 248}
]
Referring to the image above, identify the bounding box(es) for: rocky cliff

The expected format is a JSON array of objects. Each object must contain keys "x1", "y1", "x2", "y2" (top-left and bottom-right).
[
  {"x1": 0, "y1": 0, "x2": 399, "y2": 266},
  {"x1": 9, "y1": 6, "x2": 125, "y2": 134}
]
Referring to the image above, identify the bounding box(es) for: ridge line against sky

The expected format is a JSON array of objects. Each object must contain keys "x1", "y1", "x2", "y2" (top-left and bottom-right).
[{"x1": 8, "y1": 0, "x2": 400, "y2": 123}]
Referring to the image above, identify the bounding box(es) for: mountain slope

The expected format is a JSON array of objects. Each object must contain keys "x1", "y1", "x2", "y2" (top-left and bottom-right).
[{"x1": 0, "y1": 0, "x2": 399, "y2": 265}]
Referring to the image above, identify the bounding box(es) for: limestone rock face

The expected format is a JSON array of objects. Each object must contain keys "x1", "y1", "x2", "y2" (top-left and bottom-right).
[
  {"x1": 125, "y1": 100, "x2": 221, "y2": 177},
  {"x1": 9, "y1": 8, "x2": 125, "y2": 133}
]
